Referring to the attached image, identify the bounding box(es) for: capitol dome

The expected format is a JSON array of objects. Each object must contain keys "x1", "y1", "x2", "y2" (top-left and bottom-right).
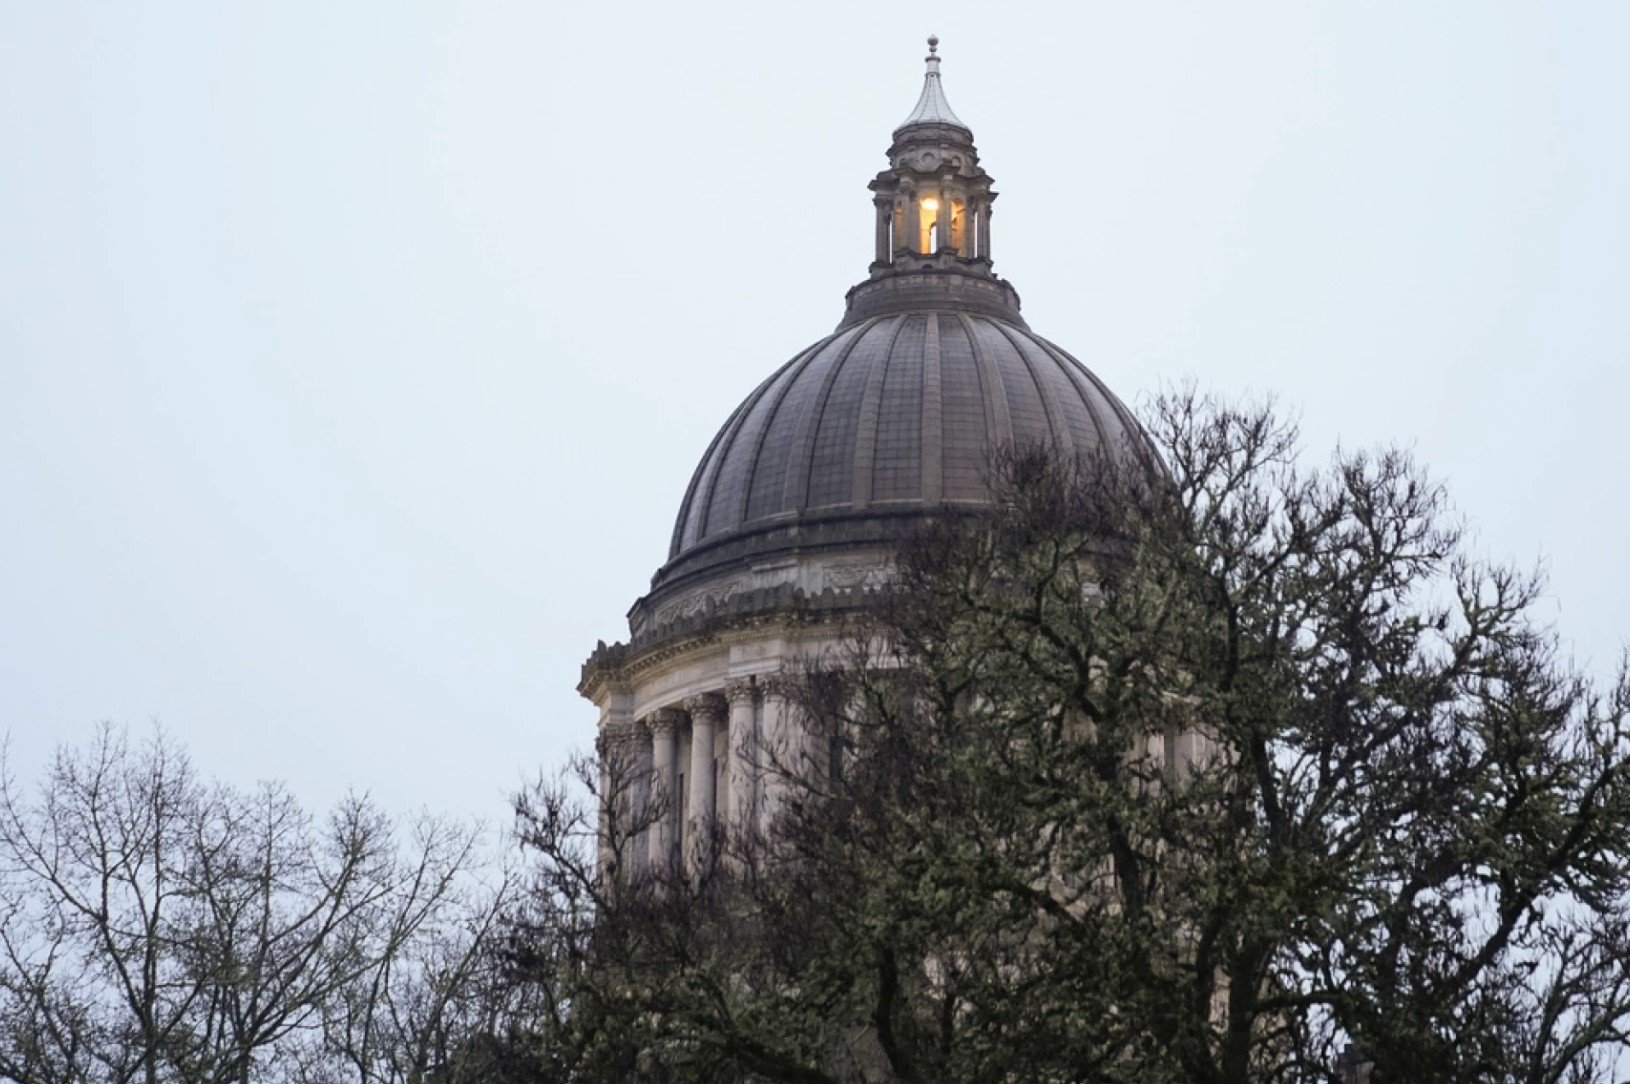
[
  {"x1": 661, "y1": 301, "x2": 1145, "y2": 589},
  {"x1": 649, "y1": 38, "x2": 1149, "y2": 599},
  {"x1": 582, "y1": 41, "x2": 1153, "y2": 878}
]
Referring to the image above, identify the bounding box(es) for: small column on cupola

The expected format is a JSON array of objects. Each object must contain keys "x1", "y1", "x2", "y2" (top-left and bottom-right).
[
  {"x1": 867, "y1": 36, "x2": 999, "y2": 276},
  {"x1": 873, "y1": 192, "x2": 894, "y2": 265}
]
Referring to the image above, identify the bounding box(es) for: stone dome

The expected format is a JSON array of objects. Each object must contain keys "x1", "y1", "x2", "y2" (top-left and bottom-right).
[
  {"x1": 656, "y1": 276, "x2": 1145, "y2": 591},
  {"x1": 582, "y1": 43, "x2": 1172, "y2": 899},
  {"x1": 630, "y1": 39, "x2": 1151, "y2": 603},
  {"x1": 586, "y1": 39, "x2": 1154, "y2": 734}
]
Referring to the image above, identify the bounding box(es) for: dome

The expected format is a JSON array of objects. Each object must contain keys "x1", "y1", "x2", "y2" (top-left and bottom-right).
[
  {"x1": 657, "y1": 280, "x2": 1145, "y2": 589},
  {"x1": 582, "y1": 42, "x2": 1164, "y2": 900},
  {"x1": 634, "y1": 38, "x2": 1151, "y2": 601}
]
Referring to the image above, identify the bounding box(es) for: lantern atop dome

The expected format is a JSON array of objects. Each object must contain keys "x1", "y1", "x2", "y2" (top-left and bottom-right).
[{"x1": 866, "y1": 38, "x2": 999, "y2": 281}]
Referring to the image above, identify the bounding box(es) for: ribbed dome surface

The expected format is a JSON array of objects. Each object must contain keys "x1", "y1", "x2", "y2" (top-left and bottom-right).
[{"x1": 667, "y1": 309, "x2": 1143, "y2": 563}]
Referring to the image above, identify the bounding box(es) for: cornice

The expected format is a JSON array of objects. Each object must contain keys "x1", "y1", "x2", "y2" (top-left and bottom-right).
[{"x1": 577, "y1": 588, "x2": 883, "y2": 704}]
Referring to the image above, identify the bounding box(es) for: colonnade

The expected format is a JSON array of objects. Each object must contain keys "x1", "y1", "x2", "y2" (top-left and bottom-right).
[
  {"x1": 598, "y1": 678, "x2": 802, "y2": 879},
  {"x1": 872, "y1": 191, "x2": 993, "y2": 263}
]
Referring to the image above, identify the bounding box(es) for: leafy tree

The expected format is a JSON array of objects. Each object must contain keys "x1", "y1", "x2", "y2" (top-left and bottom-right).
[{"x1": 509, "y1": 390, "x2": 1630, "y2": 1084}]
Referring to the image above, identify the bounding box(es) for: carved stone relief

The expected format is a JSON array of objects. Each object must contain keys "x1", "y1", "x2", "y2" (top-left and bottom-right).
[
  {"x1": 651, "y1": 579, "x2": 744, "y2": 629},
  {"x1": 822, "y1": 563, "x2": 892, "y2": 593}
]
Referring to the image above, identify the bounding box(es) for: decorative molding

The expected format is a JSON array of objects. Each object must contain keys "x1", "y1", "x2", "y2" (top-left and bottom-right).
[
  {"x1": 684, "y1": 693, "x2": 728, "y2": 724},
  {"x1": 581, "y1": 585, "x2": 890, "y2": 707},
  {"x1": 650, "y1": 579, "x2": 745, "y2": 630},
  {"x1": 597, "y1": 718, "x2": 643, "y2": 749},
  {"x1": 757, "y1": 671, "x2": 793, "y2": 704},
  {"x1": 725, "y1": 678, "x2": 758, "y2": 707},
  {"x1": 823, "y1": 563, "x2": 891, "y2": 593},
  {"x1": 646, "y1": 708, "x2": 685, "y2": 736}
]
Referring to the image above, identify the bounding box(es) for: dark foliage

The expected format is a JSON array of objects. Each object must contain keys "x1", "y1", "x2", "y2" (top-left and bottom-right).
[{"x1": 505, "y1": 391, "x2": 1630, "y2": 1084}]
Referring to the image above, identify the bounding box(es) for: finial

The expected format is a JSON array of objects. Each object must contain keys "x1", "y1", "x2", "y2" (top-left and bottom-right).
[{"x1": 895, "y1": 32, "x2": 967, "y2": 134}]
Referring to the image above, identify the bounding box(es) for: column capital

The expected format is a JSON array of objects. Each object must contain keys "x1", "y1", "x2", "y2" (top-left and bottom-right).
[
  {"x1": 646, "y1": 707, "x2": 685, "y2": 737},
  {"x1": 725, "y1": 678, "x2": 760, "y2": 706},
  {"x1": 597, "y1": 718, "x2": 643, "y2": 753},
  {"x1": 757, "y1": 672, "x2": 793, "y2": 703},
  {"x1": 684, "y1": 693, "x2": 728, "y2": 724}
]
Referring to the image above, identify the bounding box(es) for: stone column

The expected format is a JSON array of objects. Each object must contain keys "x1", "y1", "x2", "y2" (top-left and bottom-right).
[
  {"x1": 905, "y1": 193, "x2": 923, "y2": 255},
  {"x1": 873, "y1": 197, "x2": 893, "y2": 264},
  {"x1": 595, "y1": 718, "x2": 647, "y2": 880},
  {"x1": 646, "y1": 708, "x2": 682, "y2": 873},
  {"x1": 936, "y1": 182, "x2": 952, "y2": 253},
  {"x1": 758, "y1": 682, "x2": 795, "y2": 835},
  {"x1": 976, "y1": 200, "x2": 992, "y2": 261},
  {"x1": 713, "y1": 721, "x2": 730, "y2": 824},
  {"x1": 685, "y1": 693, "x2": 725, "y2": 874},
  {"x1": 724, "y1": 679, "x2": 758, "y2": 832}
]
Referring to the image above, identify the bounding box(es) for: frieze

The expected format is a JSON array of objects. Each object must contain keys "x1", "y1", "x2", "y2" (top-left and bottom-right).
[
  {"x1": 822, "y1": 563, "x2": 892, "y2": 593},
  {"x1": 650, "y1": 579, "x2": 744, "y2": 630}
]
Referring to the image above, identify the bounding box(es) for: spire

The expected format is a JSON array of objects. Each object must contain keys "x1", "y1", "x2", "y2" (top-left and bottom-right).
[{"x1": 895, "y1": 35, "x2": 969, "y2": 135}]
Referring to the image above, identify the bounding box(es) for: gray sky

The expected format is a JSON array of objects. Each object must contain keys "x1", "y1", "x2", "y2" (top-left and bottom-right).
[{"x1": 2, "y1": 2, "x2": 1626, "y2": 827}]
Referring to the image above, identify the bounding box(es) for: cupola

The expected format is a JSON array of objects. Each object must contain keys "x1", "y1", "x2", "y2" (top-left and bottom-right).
[
  {"x1": 843, "y1": 38, "x2": 1021, "y2": 328},
  {"x1": 867, "y1": 37, "x2": 997, "y2": 274}
]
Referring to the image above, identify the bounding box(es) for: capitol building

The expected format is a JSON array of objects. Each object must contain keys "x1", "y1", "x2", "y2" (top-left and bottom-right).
[{"x1": 581, "y1": 39, "x2": 1147, "y2": 877}]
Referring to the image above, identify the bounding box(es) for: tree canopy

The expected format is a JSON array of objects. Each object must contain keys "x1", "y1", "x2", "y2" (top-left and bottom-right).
[
  {"x1": 6, "y1": 391, "x2": 1626, "y2": 1084},
  {"x1": 511, "y1": 391, "x2": 1630, "y2": 1084}
]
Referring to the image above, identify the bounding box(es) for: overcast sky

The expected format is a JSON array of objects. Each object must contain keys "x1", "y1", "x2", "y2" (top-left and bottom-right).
[{"x1": 2, "y1": 2, "x2": 1626, "y2": 828}]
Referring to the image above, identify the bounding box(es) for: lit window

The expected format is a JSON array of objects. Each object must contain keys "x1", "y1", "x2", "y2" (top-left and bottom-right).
[{"x1": 920, "y1": 197, "x2": 940, "y2": 252}]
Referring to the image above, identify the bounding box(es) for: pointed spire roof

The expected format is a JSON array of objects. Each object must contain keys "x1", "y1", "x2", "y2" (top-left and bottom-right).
[{"x1": 894, "y1": 35, "x2": 970, "y2": 136}]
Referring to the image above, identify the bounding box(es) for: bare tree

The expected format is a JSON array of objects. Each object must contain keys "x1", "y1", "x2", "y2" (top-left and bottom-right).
[
  {"x1": 305, "y1": 834, "x2": 523, "y2": 1084},
  {"x1": 0, "y1": 725, "x2": 497, "y2": 1084}
]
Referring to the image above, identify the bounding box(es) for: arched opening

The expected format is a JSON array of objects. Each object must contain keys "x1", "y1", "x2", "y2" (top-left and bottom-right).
[{"x1": 920, "y1": 197, "x2": 940, "y2": 253}]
